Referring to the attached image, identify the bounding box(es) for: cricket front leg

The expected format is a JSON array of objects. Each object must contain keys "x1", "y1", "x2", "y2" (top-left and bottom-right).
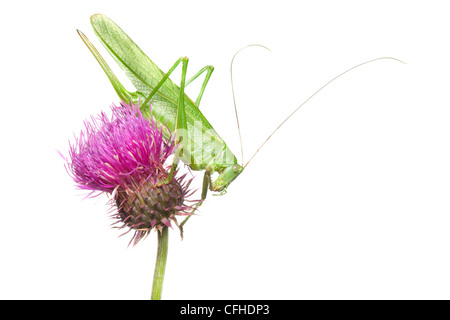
[
  {"x1": 178, "y1": 169, "x2": 211, "y2": 238},
  {"x1": 142, "y1": 56, "x2": 189, "y2": 107}
]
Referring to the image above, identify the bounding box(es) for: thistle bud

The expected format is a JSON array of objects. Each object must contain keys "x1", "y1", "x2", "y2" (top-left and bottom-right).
[{"x1": 65, "y1": 102, "x2": 197, "y2": 245}]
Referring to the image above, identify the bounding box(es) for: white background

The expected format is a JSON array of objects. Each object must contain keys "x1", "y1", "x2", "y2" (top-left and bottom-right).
[{"x1": 1, "y1": 0, "x2": 450, "y2": 299}]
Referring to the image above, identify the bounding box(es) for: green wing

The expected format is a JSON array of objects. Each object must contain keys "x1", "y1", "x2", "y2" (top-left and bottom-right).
[{"x1": 90, "y1": 14, "x2": 181, "y2": 105}]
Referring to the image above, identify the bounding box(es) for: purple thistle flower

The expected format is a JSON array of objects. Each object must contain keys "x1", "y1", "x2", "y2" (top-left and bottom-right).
[{"x1": 65, "y1": 102, "x2": 197, "y2": 245}]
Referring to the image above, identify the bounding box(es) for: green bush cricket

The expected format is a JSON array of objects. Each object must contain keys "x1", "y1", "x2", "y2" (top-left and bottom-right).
[
  {"x1": 78, "y1": 14, "x2": 242, "y2": 199},
  {"x1": 77, "y1": 14, "x2": 404, "y2": 229}
]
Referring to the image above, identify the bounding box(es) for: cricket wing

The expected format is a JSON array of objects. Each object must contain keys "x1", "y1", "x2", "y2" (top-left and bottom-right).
[{"x1": 90, "y1": 14, "x2": 181, "y2": 103}]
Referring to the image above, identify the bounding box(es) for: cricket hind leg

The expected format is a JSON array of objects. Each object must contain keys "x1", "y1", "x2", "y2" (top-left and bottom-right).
[
  {"x1": 141, "y1": 60, "x2": 214, "y2": 110},
  {"x1": 142, "y1": 60, "x2": 214, "y2": 177},
  {"x1": 163, "y1": 56, "x2": 190, "y2": 180},
  {"x1": 139, "y1": 56, "x2": 195, "y2": 177},
  {"x1": 142, "y1": 58, "x2": 215, "y2": 234},
  {"x1": 185, "y1": 65, "x2": 214, "y2": 108},
  {"x1": 139, "y1": 56, "x2": 190, "y2": 180}
]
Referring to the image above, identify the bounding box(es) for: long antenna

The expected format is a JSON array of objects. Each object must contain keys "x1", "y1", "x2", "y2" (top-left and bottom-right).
[
  {"x1": 230, "y1": 44, "x2": 272, "y2": 165},
  {"x1": 244, "y1": 56, "x2": 406, "y2": 168}
]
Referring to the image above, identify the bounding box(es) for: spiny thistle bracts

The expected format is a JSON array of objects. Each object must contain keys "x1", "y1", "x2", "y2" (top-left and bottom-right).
[{"x1": 65, "y1": 102, "x2": 197, "y2": 245}]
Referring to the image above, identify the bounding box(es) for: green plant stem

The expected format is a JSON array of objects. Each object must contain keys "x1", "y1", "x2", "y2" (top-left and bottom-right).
[{"x1": 151, "y1": 226, "x2": 169, "y2": 300}]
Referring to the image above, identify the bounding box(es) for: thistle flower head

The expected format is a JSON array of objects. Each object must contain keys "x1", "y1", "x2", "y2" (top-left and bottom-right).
[{"x1": 66, "y1": 102, "x2": 196, "y2": 245}]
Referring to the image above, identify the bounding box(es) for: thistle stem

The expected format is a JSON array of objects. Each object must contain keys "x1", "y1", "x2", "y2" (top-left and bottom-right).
[{"x1": 151, "y1": 226, "x2": 169, "y2": 300}]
